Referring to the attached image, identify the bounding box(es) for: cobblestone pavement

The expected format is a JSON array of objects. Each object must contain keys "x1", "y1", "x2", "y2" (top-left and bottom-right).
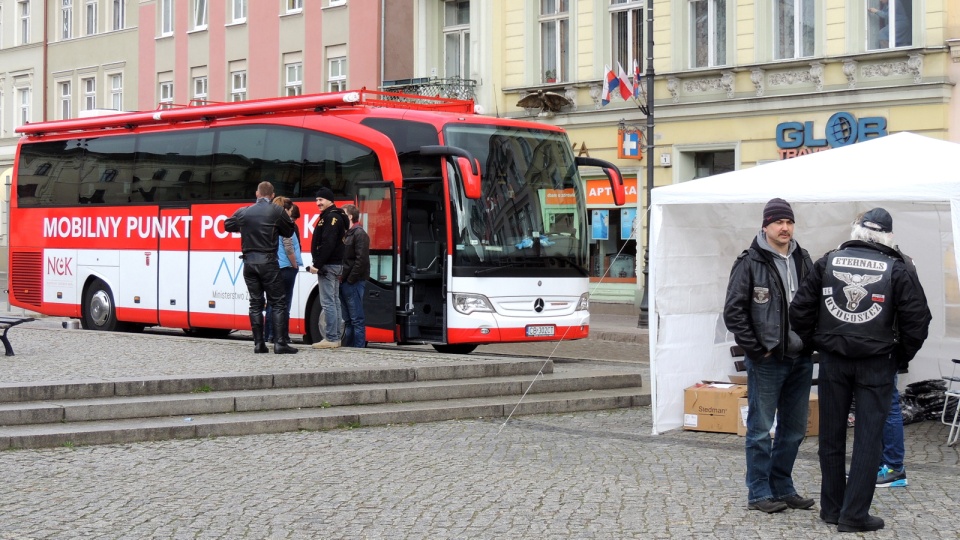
[{"x1": 1, "y1": 321, "x2": 957, "y2": 539}]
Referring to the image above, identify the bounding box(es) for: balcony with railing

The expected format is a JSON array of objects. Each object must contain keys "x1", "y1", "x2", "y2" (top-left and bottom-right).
[{"x1": 380, "y1": 77, "x2": 477, "y2": 101}]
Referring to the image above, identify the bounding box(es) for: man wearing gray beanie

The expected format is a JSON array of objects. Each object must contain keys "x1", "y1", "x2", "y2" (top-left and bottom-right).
[{"x1": 724, "y1": 198, "x2": 815, "y2": 515}]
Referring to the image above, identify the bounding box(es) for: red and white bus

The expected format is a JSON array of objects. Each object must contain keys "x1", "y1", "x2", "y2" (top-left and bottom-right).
[{"x1": 10, "y1": 90, "x2": 624, "y2": 353}]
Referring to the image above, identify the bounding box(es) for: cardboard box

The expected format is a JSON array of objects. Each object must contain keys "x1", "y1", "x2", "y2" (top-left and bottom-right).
[
  {"x1": 737, "y1": 392, "x2": 819, "y2": 437},
  {"x1": 683, "y1": 383, "x2": 748, "y2": 433},
  {"x1": 728, "y1": 374, "x2": 748, "y2": 385}
]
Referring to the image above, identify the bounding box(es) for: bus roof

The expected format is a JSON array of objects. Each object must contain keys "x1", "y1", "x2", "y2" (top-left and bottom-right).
[{"x1": 14, "y1": 89, "x2": 480, "y2": 138}]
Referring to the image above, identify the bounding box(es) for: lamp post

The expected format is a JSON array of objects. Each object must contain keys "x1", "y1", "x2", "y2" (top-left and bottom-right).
[{"x1": 638, "y1": 2, "x2": 654, "y2": 328}]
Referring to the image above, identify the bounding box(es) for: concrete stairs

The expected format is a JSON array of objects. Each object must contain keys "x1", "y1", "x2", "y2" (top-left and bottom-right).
[{"x1": 0, "y1": 358, "x2": 646, "y2": 450}]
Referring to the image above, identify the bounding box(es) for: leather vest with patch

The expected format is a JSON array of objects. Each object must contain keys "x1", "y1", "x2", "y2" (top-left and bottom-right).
[{"x1": 817, "y1": 246, "x2": 896, "y2": 343}]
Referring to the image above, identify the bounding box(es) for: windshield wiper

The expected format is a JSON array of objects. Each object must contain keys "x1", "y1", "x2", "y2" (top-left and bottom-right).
[{"x1": 473, "y1": 263, "x2": 517, "y2": 276}]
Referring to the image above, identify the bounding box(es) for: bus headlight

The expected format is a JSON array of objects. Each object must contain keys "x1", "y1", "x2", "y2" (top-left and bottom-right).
[
  {"x1": 453, "y1": 293, "x2": 494, "y2": 315},
  {"x1": 576, "y1": 293, "x2": 589, "y2": 311}
]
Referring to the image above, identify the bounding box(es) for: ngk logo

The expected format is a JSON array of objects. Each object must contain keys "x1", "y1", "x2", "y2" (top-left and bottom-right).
[{"x1": 47, "y1": 256, "x2": 74, "y2": 276}]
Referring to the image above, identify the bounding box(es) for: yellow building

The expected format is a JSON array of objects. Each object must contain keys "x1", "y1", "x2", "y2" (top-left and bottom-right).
[{"x1": 498, "y1": 0, "x2": 959, "y2": 306}]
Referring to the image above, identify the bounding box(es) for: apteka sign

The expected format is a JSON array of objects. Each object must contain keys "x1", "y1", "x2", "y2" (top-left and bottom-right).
[{"x1": 775, "y1": 112, "x2": 887, "y2": 159}]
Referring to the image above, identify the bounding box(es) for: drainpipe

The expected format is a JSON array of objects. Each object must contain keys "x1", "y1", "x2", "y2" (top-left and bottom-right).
[
  {"x1": 380, "y1": 0, "x2": 386, "y2": 87},
  {"x1": 42, "y1": 0, "x2": 49, "y2": 121}
]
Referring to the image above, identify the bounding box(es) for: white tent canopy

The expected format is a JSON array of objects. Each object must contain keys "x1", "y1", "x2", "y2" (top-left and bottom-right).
[{"x1": 648, "y1": 132, "x2": 960, "y2": 434}]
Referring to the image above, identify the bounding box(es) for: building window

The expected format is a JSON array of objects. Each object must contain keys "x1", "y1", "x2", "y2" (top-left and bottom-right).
[
  {"x1": 161, "y1": 0, "x2": 173, "y2": 35},
  {"x1": 17, "y1": 87, "x2": 31, "y2": 128},
  {"x1": 285, "y1": 63, "x2": 303, "y2": 96},
  {"x1": 690, "y1": 0, "x2": 726, "y2": 68},
  {"x1": 159, "y1": 81, "x2": 174, "y2": 105},
  {"x1": 193, "y1": 76, "x2": 208, "y2": 102},
  {"x1": 60, "y1": 81, "x2": 72, "y2": 119},
  {"x1": 113, "y1": 0, "x2": 126, "y2": 30},
  {"x1": 868, "y1": 0, "x2": 912, "y2": 50},
  {"x1": 86, "y1": 0, "x2": 98, "y2": 35},
  {"x1": 83, "y1": 77, "x2": 96, "y2": 110},
  {"x1": 193, "y1": 0, "x2": 208, "y2": 30},
  {"x1": 232, "y1": 0, "x2": 246, "y2": 22},
  {"x1": 19, "y1": 0, "x2": 30, "y2": 45},
  {"x1": 287, "y1": 0, "x2": 303, "y2": 13},
  {"x1": 110, "y1": 74, "x2": 123, "y2": 110},
  {"x1": 329, "y1": 0, "x2": 346, "y2": 6},
  {"x1": 693, "y1": 150, "x2": 734, "y2": 179},
  {"x1": 443, "y1": 1, "x2": 470, "y2": 79},
  {"x1": 62, "y1": 0, "x2": 73, "y2": 40},
  {"x1": 610, "y1": 0, "x2": 644, "y2": 77},
  {"x1": 231, "y1": 71, "x2": 247, "y2": 101},
  {"x1": 539, "y1": 0, "x2": 569, "y2": 83},
  {"x1": 328, "y1": 57, "x2": 346, "y2": 92},
  {"x1": 775, "y1": 0, "x2": 814, "y2": 59}
]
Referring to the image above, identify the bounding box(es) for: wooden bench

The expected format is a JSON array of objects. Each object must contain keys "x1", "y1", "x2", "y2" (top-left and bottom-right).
[
  {"x1": 731, "y1": 345, "x2": 819, "y2": 386},
  {"x1": 0, "y1": 316, "x2": 35, "y2": 356}
]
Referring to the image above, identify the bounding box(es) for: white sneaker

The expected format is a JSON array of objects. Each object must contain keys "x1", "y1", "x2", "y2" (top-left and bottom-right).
[{"x1": 312, "y1": 339, "x2": 341, "y2": 349}]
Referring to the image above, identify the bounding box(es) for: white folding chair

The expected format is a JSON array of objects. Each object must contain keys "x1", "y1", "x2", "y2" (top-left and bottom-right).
[{"x1": 942, "y1": 358, "x2": 960, "y2": 447}]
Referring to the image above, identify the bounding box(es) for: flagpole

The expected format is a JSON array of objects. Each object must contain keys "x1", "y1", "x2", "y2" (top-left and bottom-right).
[{"x1": 637, "y1": 1, "x2": 654, "y2": 328}]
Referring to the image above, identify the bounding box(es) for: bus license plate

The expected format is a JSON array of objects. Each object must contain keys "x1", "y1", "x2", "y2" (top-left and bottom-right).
[{"x1": 525, "y1": 325, "x2": 556, "y2": 337}]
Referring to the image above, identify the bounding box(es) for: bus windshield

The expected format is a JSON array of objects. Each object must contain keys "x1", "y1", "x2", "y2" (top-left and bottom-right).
[{"x1": 443, "y1": 125, "x2": 587, "y2": 276}]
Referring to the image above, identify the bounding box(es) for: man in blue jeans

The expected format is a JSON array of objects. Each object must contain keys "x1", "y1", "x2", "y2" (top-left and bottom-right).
[
  {"x1": 308, "y1": 187, "x2": 347, "y2": 349},
  {"x1": 724, "y1": 198, "x2": 815, "y2": 514},
  {"x1": 339, "y1": 204, "x2": 370, "y2": 348},
  {"x1": 878, "y1": 374, "x2": 908, "y2": 487}
]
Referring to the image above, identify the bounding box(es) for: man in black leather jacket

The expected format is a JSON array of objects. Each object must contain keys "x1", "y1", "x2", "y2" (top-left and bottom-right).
[
  {"x1": 790, "y1": 208, "x2": 930, "y2": 533},
  {"x1": 723, "y1": 198, "x2": 815, "y2": 515},
  {"x1": 225, "y1": 181, "x2": 298, "y2": 354}
]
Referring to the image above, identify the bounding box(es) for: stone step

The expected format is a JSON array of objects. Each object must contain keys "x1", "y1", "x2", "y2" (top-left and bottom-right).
[
  {"x1": 0, "y1": 387, "x2": 648, "y2": 450},
  {"x1": 0, "y1": 370, "x2": 639, "y2": 425},
  {"x1": 0, "y1": 358, "x2": 552, "y2": 403}
]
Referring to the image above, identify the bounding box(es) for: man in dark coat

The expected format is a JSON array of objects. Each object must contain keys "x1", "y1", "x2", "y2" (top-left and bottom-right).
[
  {"x1": 723, "y1": 198, "x2": 815, "y2": 515},
  {"x1": 224, "y1": 181, "x2": 298, "y2": 354},
  {"x1": 790, "y1": 208, "x2": 931, "y2": 533},
  {"x1": 308, "y1": 187, "x2": 348, "y2": 349}
]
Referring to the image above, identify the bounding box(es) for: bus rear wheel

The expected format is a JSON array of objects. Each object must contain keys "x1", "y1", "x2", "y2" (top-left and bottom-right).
[
  {"x1": 432, "y1": 344, "x2": 478, "y2": 355},
  {"x1": 306, "y1": 299, "x2": 345, "y2": 344},
  {"x1": 82, "y1": 279, "x2": 118, "y2": 332}
]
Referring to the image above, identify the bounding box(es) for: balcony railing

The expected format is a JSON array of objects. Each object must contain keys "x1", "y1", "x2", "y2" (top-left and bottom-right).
[{"x1": 380, "y1": 76, "x2": 477, "y2": 101}]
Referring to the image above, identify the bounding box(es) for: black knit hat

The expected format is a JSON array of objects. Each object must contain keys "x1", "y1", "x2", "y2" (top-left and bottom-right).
[
  {"x1": 762, "y1": 198, "x2": 795, "y2": 227},
  {"x1": 858, "y1": 207, "x2": 893, "y2": 233},
  {"x1": 315, "y1": 187, "x2": 335, "y2": 203}
]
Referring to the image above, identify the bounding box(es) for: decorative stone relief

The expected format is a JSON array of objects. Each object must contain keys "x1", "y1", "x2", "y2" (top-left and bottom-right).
[
  {"x1": 681, "y1": 73, "x2": 733, "y2": 97},
  {"x1": 862, "y1": 53, "x2": 923, "y2": 83},
  {"x1": 564, "y1": 86, "x2": 578, "y2": 112},
  {"x1": 809, "y1": 62, "x2": 824, "y2": 91},
  {"x1": 769, "y1": 69, "x2": 815, "y2": 87},
  {"x1": 842, "y1": 59, "x2": 858, "y2": 89},
  {"x1": 589, "y1": 83, "x2": 603, "y2": 109},
  {"x1": 720, "y1": 71, "x2": 735, "y2": 98},
  {"x1": 750, "y1": 68, "x2": 765, "y2": 97},
  {"x1": 666, "y1": 76, "x2": 680, "y2": 103}
]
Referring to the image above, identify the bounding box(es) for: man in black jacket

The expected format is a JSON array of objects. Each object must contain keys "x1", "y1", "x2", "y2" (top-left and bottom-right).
[
  {"x1": 723, "y1": 198, "x2": 815, "y2": 515},
  {"x1": 340, "y1": 204, "x2": 370, "y2": 348},
  {"x1": 224, "y1": 181, "x2": 298, "y2": 354},
  {"x1": 790, "y1": 208, "x2": 930, "y2": 533},
  {"x1": 308, "y1": 187, "x2": 347, "y2": 349}
]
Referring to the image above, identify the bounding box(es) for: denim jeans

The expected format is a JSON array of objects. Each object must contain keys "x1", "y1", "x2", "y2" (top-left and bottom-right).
[
  {"x1": 881, "y1": 374, "x2": 904, "y2": 470},
  {"x1": 744, "y1": 353, "x2": 814, "y2": 504},
  {"x1": 318, "y1": 264, "x2": 342, "y2": 342},
  {"x1": 339, "y1": 280, "x2": 366, "y2": 348},
  {"x1": 818, "y1": 352, "x2": 896, "y2": 524}
]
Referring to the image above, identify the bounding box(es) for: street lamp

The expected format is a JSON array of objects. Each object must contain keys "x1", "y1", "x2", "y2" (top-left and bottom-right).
[{"x1": 638, "y1": 3, "x2": 654, "y2": 328}]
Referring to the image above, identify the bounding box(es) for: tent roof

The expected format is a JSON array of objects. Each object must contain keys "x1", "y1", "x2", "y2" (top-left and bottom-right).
[{"x1": 652, "y1": 132, "x2": 960, "y2": 205}]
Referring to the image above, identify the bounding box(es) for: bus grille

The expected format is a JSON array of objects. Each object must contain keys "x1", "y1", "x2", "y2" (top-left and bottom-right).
[{"x1": 11, "y1": 251, "x2": 43, "y2": 307}]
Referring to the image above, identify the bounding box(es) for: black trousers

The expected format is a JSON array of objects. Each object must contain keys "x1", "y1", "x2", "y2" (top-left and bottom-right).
[
  {"x1": 818, "y1": 351, "x2": 897, "y2": 525},
  {"x1": 243, "y1": 260, "x2": 287, "y2": 320}
]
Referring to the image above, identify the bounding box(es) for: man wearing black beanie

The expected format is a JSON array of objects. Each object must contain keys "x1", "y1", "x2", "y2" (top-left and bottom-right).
[
  {"x1": 308, "y1": 187, "x2": 348, "y2": 349},
  {"x1": 723, "y1": 198, "x2": 815, "y2": 515}
]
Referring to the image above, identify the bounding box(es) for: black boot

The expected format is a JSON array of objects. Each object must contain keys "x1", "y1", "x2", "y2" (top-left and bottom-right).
[
  {"x1": 251, "y1": 314, "x2": 268, "y2": 354},
  {"x1": 273, "y1": 310, "x2": 298, "y2": 354}
]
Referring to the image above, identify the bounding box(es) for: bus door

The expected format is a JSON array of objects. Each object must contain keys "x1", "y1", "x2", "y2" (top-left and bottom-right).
[
  {"x1": 399, "y1": 182, "x2": 447, "y2": 344},
  {"x1": 157, "y1": 206, "x2": 190, "y2": 328},
  {"x1": 356, "y1": 182, "x2": 398, "y2": 343}
]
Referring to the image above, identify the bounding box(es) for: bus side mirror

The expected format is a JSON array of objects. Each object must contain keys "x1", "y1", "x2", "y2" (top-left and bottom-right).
[
  {"x1": 575, "y1": 157, "x2": 625, "y2": 206},
  {"x1": 459, "y1": 157, "x2": 482, "y2": 199}
]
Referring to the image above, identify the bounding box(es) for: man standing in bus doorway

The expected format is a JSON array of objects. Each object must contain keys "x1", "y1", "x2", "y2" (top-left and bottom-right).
[
  {"x1": 308, "y1": 187, "x2": 348, "y2": 349},
  {"x1": 340, "y1": 204, "x2": 370, "y2": 348},
  {"x1": 225, "y1": 181, "x2": 299, "y2": 355},
  {"x1": 723, "y1": 198, "x2": 815, "y2": 515}
]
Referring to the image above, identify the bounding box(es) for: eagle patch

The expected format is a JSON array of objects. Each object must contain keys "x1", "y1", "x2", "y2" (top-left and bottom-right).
[{"x1": 752, "y1": 287, "x2": 770, "y2": 304}]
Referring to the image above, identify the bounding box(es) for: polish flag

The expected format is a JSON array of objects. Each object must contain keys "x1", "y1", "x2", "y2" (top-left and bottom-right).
[
  {"x1": 617, "y1": 62, "x2": 634, "y2": 100},
  {"x1": 601, "y1": 65, "x2": 618, "y2": 106}
]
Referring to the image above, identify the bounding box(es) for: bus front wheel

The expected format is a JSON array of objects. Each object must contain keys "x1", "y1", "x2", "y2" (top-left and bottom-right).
[
  {"x1": 82, "y1": 279, "x2": 118, "y2": 332},
  {"x1": 432, "y1": 344, "x2": 478, "y2": 355}
]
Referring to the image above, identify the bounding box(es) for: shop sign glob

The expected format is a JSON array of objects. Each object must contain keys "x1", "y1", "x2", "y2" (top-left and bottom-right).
[{"x1": 776, "y1": 112, "x2": 887, "y2": 159}]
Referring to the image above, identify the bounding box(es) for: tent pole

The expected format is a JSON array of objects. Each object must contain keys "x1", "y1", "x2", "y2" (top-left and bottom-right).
[{"x1": 638, "y1": 1, "x2": 655, "y2": 328}]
